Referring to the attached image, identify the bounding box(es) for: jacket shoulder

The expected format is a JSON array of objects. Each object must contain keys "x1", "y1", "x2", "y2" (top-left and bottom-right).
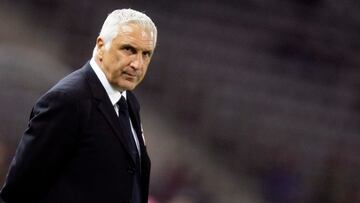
[{"x1": 45, "y1": 63, "x2": 92, "y2": 101}]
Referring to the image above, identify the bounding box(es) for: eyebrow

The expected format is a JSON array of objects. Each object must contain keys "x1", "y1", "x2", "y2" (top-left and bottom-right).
[{"x1": 121, "y1": 44, "x2": 153, "y2": 55}]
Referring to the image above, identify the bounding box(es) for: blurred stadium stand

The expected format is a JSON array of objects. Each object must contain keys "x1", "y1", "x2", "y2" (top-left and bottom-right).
[{"x1": 1, "y1": 0, "x2": 360, "y2": 202}]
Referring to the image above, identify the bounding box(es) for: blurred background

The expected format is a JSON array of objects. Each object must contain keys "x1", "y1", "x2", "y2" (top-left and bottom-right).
[{"x1": 1, "y1": 0, "x2": 360, "y2": 202}]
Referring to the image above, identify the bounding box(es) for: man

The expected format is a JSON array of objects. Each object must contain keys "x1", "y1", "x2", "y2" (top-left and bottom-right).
[{"x1": 0, "y1": 8, "x2": 157, "y2": 203}]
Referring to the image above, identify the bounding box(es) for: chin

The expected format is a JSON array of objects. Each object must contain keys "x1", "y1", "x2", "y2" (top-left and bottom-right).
[
  {"x1": 120, "y1": 84, "x2": 137, "y2": 91},
  {"x1": 113, "y1": 80, "x2": 138, "y2": 91},
  {"x1": 125, "y1": 87, "x2": 136, "y2": 91}
]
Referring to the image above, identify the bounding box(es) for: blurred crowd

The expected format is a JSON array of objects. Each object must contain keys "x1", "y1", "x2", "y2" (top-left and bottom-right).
[{"x1": 2, "y1": 0, "x2": 360, "y2": 202}]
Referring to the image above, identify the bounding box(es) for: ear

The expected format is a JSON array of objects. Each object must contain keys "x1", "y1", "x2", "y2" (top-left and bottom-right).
[{"x1": 96, "y1": 37, "x2": 105, "y2": 61}]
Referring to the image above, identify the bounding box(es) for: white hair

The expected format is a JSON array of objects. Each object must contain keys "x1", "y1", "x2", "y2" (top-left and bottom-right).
[{"x1": 93, "y1": 8, "x2": 157, "y2": 57}]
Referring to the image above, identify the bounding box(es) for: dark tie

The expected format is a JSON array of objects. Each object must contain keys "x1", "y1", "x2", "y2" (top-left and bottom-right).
[{"x1": 117, "y1": 96, "x2": 141, "y2": 203}]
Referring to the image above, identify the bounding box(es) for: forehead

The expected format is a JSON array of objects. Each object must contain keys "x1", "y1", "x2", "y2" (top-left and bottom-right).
[{"x1": 114, "y1": 23, "x2": 155, "y2": 50}]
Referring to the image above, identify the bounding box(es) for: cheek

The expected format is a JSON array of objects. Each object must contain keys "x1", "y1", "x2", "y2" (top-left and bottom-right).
[
  {"x1": 115, "y1": 56, "x2": 131, "y2": 68},
  {"x1": 106, "y1": 50, "x2": 124, "y2": 64},
  {"x1": 143, "y1": 65, "x2": 150, "y2": 74},
  {"x1": 109, "y1": 57, "x2": 126, "y2": 72},
  {"x1": 139, "y1": 67, "x2": 149, "y2": 79}
]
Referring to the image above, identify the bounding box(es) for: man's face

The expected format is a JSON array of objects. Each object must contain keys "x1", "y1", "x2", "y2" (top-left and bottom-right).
[{"x1": 96, "y1": 23, "x2": 155, "y2": 91}]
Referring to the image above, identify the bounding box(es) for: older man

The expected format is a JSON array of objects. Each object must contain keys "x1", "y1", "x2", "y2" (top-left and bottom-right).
[{"x1": 0, "y1": 8, "x2": 157, "y2": 203}]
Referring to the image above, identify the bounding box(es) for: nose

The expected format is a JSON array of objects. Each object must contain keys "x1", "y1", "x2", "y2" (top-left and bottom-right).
[{"x1": 130, "y1": 53, "x2": 144, "y2": 70}]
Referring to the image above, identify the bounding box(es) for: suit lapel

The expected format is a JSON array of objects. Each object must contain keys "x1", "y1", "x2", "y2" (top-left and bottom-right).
[
  {"x1": 127, "y1": 93, "x2": 151, "y2": 172},
  {"x1": 83, "y1": 63, "x2": 137, "y2": 165},
  {"x1": 97, "y1": 101, "x2": 135, "y2": 159},
  {"x1": 127, "y1": 94, "x2": 146, "y2": 151}
]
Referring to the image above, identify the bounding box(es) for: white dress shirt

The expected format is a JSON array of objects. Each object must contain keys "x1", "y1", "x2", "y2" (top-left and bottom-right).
[{"x1": 90, "y1": 58, "x2": 141, "y2": 156}]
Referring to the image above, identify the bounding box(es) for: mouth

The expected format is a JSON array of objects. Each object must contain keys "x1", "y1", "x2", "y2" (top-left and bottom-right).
[{"x1": 123, "y1": 72, "x2": 137, "y2": 79}]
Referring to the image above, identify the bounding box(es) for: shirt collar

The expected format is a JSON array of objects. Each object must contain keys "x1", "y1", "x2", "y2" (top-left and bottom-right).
[{"x1": 90, "y1": 58, "x2": 126, "y2": 105}]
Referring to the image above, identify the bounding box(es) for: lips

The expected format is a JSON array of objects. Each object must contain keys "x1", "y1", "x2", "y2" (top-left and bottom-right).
[{"x1": 123, "y1": 71, "x2": 137, "y2": 79}]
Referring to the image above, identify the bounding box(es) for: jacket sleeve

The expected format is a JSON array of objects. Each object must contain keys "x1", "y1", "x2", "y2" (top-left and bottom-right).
[{"x1": 0, "y1": 91, "x2": 80, "y2": 202}]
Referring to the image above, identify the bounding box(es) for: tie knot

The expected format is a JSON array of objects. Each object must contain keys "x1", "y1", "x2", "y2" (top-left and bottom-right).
[{"x1": 117, "y1": 96, "x2": 128, "y2": 112}]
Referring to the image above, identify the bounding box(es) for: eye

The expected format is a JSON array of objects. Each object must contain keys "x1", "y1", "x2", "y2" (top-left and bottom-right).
[
  {"x1": 143, "y1": 51, "x2": 152, "y2": 58},
  {"x1": 121, "y1": 45, "x2": 136, "y2": 54}
]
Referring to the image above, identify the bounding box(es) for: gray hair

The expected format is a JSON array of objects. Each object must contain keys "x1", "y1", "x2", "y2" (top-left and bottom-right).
[{"x1": 93, "y1": 8, "x2": 157, "y2": 57}]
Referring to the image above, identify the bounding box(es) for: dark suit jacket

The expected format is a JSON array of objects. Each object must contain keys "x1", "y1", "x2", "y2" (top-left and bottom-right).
[{"x1": 0, "y1": 62, "x2": 151, "y2": 203}]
